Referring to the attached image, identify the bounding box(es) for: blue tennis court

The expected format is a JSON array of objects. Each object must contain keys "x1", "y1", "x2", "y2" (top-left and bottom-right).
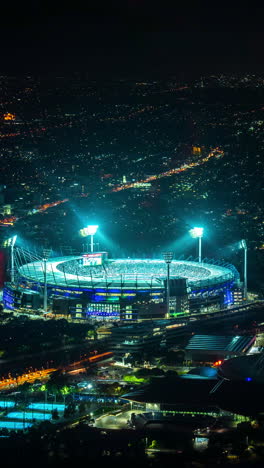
[
  {"x1": 7, "y1": 411, "x2": 52, "y2": 420},
  {"x1": 28, "y1": 403, "x2": 65, "y2": 411},
  {"x1": 0, "y1": 401, "x2": 15, "y2": 408},
  {"x1": 0, "y1": 420, "x2": 32, "y2": 429}
]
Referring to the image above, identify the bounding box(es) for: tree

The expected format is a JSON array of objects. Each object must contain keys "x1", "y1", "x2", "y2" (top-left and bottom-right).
[
  {"x1": 86, "y1": 328, "x2": 97, "y2": 340},
  {"x1": 78, "y1": 402, "x2": 87, "y2": 415},
  {"x1": 174, "y1": 350, "x2": 185, "y2": 363},
  {"x1": 40, "y1": 383, "x2": 48, "y2": 403},
  {"x1": 149, "y1": 367, "x2": 165, "y2": 376},
  {"x1": 46, "y1": 370, "x2": 70, "y2": 402},
  {"x1": 51, "y1": 408, "x2": 59, "y2": 420},
  {"x1": 166, "y1": 369, "x2": 178, "y2": 378},
  {"x1": 45, "y1": 380, "x2": 60, "y2": 403},
  {"x1": 149, "y1": 440, "x2": 160, "y2": 449},
  {"x1": 60, "y1": 385, "x2": 71, "y2": 403},
  {"x1": 20, "y1": 381, "x2": 32, "y2": 397},
  {"x1": 64, "y1": 401, "x2": 76, "y2": 419},
  {"x1": 164, "y1": 350, "x2": 180, "y2": 364},
  {"x1": 135, "y1": 368, "x2": 152, "y2": 378}
]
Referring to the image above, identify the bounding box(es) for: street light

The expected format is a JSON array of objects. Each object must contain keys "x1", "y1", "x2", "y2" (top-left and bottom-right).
[
  {"x1": 162, "y1": 251, "x2": 174, "y2": 318},
  {"x1": 80, "y1": 225, "x2": 99, "y2": 252},
  {"x1": 189, "y1": 227, "x2": 204, "y2": 263},
  {"x1": 240, "y1": 239, "x2": 247, "y2": 301}
]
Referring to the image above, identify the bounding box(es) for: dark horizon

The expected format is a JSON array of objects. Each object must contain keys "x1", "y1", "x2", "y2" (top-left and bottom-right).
[{"x1": 1, "y1": 5, "x2": 264, "y2": 74}]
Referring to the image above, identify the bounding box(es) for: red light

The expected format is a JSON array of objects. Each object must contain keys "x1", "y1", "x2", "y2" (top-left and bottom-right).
[{"x1": 213, "y1": 360, "x2": 223, "y2": 367}]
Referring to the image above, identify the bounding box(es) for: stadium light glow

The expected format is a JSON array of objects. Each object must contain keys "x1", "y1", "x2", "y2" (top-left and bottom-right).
[
  {"x1": 86, "y1": 225, "x2": 99, "y2": 236},
  {"x1": 80, "y1": 225, "x2": 99, "y2": 252},
  {"x1": 240, "y1": 239, "x2": 247, "y2": 250},
  {"x1": 189, "y1": 227, "x2": 204, "y2": 238},
  {"x1": 189, "y1": 227, "x2": 204, "y2": 263}
]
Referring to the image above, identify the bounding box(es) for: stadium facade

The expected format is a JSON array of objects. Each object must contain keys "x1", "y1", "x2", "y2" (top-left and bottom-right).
[{"x1": 3, "y1": 251, "x2": 241, "y2": 321}]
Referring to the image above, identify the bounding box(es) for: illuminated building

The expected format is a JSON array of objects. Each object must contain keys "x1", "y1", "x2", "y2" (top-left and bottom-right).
[
  {"x1": 184, "y1": 334, "x2": 255, "y2": 363},
  {"x1": 4, "y1": 250, "x2": 240, "y2": 321},
  {"x1": 233, "y1": 286, "x2": 244, "y2": 305},
  {"x1": 3, "y1": 112, "x2": 15, "y2": 121},
  {"x1": 111, "y1": 322, "x2": 164, "y2": 356},
  {"x1": 192, "y1": 146, "x2": 202, "y2": 154},
  {"x1": 3, "y1": 284, "x2": 41, "y2": 310},
  {"x1": 0, "y1": 204, "x2": 12, "y2": 216}
]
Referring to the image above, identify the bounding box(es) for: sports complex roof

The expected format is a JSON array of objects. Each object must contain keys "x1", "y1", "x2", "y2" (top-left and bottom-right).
[
  {"x1": 17, "y1": 256, "x2": 237, "y2": 291},
  {"x1": 185, "y1": 334, "x2": 255, "y2": 357}
]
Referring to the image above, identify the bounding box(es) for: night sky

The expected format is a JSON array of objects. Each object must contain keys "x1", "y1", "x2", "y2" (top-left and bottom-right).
[{"x1": 1, "y1": 5, "x2": 264, "y2": 74}]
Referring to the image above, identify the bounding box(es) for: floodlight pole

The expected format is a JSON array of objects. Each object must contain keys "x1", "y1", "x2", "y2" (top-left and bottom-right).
[
  {"x1": 11, "y1": 242, "x2": 15, "y2": 283},
  {"x1": 243, "y1": 243, "x2": 248, "y2": 301},
  {"x1": 198, "y1": 236, "x2": 202, "y2": 263},
  {"x1": 189, "y1": 228, "x2": 204, "y2": 263},
  {"x1": 43, "y1": 249, "x2": 51, "y2": 313},
  {"x1": 90, "y1": 234, "x2": 94, "y2": 253},
  {"x1": 10, "y1": 235, "x2": 17, "y2": 284},
  {"x1": 163, "y1": 252, "x2": 174, "y2": 319},
  {"x1": 167, "y1": 262, "x2": 170, "y2": 317},
  {"x1": 43, "y1": 257, "x2": 47, "y2": 313}
]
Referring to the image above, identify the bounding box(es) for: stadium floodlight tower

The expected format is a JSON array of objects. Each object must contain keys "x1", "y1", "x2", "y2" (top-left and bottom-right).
[
  {"x1": 42, "y1": 248, "x2": 51, "y2": 313},
  {"x1": 189, "y1": 227, "x2": 204, "y2": 263},
  {"x1": 162, "y1": 251, "x2": 174, "y2": 319},
  {"x1": 240, "y1": 239, "x2": 248, "y2": 301},
  {"x1": 86, "y1": 225, "x2": 99, "y2": 253},
  {"x1": 10, "y1": 235, "x2": 17, "y2": 283}
]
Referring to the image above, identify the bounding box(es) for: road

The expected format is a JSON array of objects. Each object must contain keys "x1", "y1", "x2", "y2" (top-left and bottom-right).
[{"x1": 0, "y1": 368, "x2": 56, "y2": 390}]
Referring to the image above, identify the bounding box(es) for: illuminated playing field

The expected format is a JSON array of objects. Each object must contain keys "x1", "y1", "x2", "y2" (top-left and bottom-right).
[{"x1": 18, "y1": 256, "x2": 236, "y2": 290}]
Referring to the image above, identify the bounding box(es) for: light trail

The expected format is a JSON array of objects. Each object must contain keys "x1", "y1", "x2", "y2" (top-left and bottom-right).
[
  {"x1": 112, "y1": 147, "x2": 224, "y2": 192},
  {"x1": 0, "y1": 368, "x2": 56, "y2": 390},
  {"x1": 0, "y1": 148, "x2": 224, "y2": 227},
  {"x1": 0, "y1": 352, "x2": 113, "y2": 390},
  {"x1": 64, "y1": 351, "x2": 113, "y2": 371},
  {"x1": 0, "y1": 199, "x2": 69, "y2": 226}
]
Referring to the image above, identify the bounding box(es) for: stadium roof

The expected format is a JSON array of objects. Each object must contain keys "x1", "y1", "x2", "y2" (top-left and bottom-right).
[
  {"x1": 220, "y1": 354, "x2": 264, "y2": 382},
  {"x1": 185, "y1": 334, "x2": 255, "y2": 356},
  {"x1": 122, "y1": 377, "x2": 216, "y2": 406},
  {"x1": 17, "y1": 256, "x2": 236, "y2": 291},
  {"x1": 121, "y1": 377, "x2": 264, "y2": 416}
]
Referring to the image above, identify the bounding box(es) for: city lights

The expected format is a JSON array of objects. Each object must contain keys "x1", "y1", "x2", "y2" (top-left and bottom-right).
[
  {"x1": 0, "y1": 149, "x2": 224, "y2": 228},
  {"x1": 0, "y1": 57, "x2": 264, "y2": 467}
]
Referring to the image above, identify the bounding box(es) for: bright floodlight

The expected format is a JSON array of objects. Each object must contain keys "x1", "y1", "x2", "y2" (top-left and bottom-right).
[
  {"x1": 240, "y1": 239, "x2": 247, "y2": 249},
  {"x1": 6, "y1": 235, "x2": 17, "y2": 247},
  {"x1": 189, "y1": 227, "x2": 204, "y2": 238},
  {"x1": 80, "y1": 225, "x2": 99, "y2": 237},
  {"x1": 86, "y1": 225, "x2": 99, "y2": 236}
]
